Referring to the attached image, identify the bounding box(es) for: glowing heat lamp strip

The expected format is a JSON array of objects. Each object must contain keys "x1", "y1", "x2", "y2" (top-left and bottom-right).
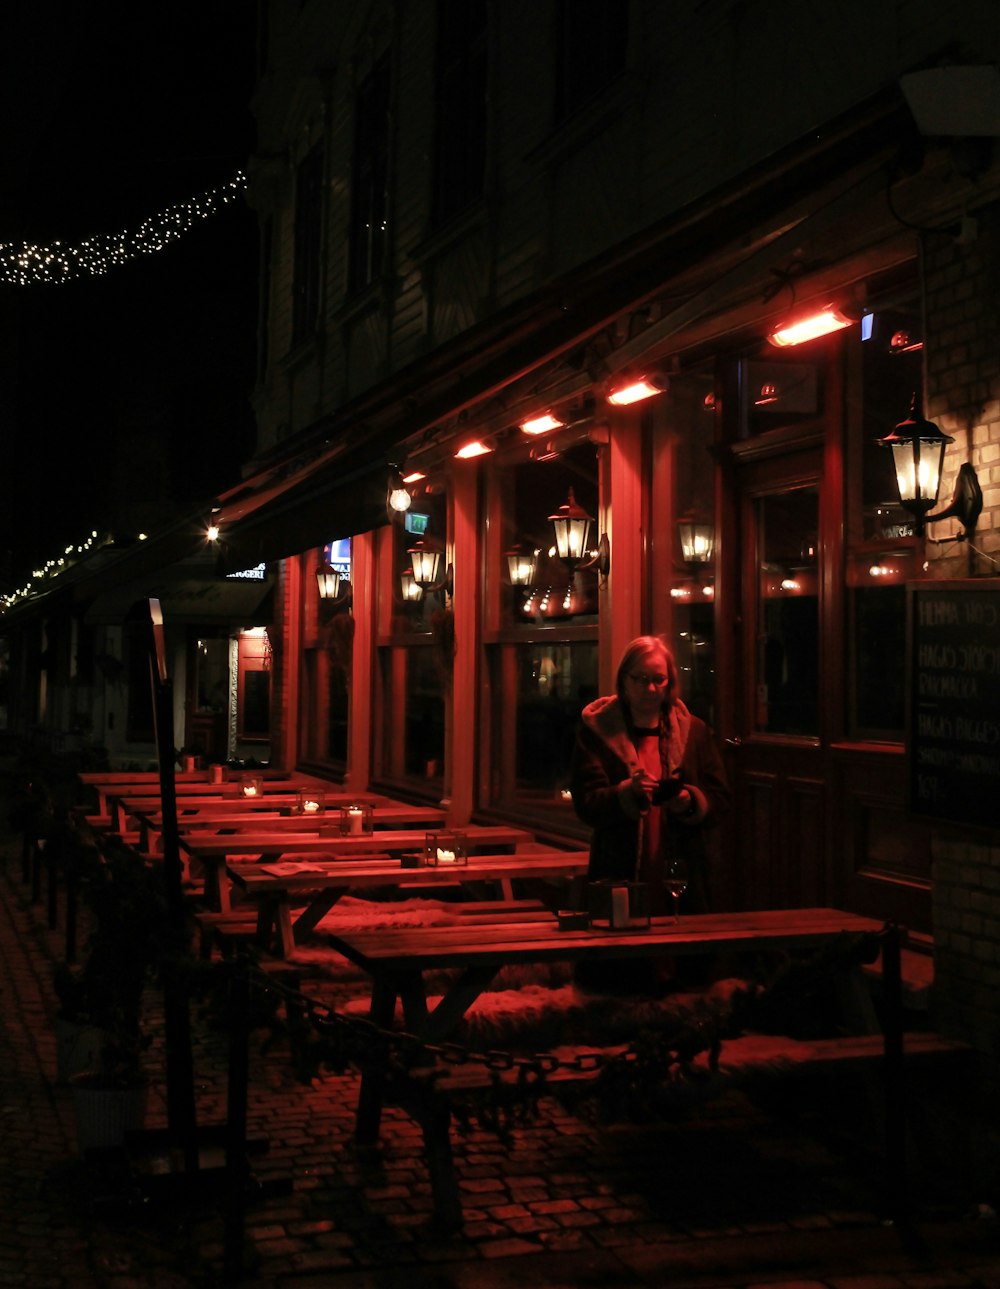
[
  {"x1": 608, "y1": 377, "x2": 664, "y2": 406},
  {"x1": 768, "y1": 308, "x2": 853, "y2": 348}
]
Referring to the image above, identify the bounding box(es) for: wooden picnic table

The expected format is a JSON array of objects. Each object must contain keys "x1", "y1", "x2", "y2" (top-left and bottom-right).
[
  {"x1": 227, "y1": 849, "x2": 590, "y2": 957},
  {"x1": 79, "y1": 768, "x2": 325, "y2": 819},
  {"x1": 92, "y1": 775, "x2": 338, "y2": 832},
  {"x1": 181, "y1": 824, "x2": 535, "y2": 912},
  {"x1": 327, "y1": 905, "x2": 894, "y2": 1043},
  {"x1": 324, "y1": 907, "x2": 910, "y2": 1229},
  {"x1": 134, "y1": 803, "x2": 447, "y2": 854}
]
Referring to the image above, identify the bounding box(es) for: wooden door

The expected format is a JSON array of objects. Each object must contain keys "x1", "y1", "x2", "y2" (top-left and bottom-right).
[{"x1": 724, "y1": 443, "x2": 831, "y2": 910}]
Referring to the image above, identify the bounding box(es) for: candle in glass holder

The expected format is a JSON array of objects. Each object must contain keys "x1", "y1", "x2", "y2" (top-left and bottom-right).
[
  {"x1": 347, "y1": 807, "x2": 364, "y2": 835},
  {"x1": 436, "y1": 848, "x2": 456, "y2": 863},
  {"x1": 302, "y1": 798, "x2": 320, "y2": 814}
]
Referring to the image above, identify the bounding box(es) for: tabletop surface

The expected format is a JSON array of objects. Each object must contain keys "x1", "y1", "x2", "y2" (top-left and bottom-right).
[
  {"x1": 325, "y1": 907, "x2": 890, "y2": 971},
  {"x1": 227, "y1": 849, "x2": 590, "y2": 891},
  {"x1": 119, "y1": 793, "x2": 406, "y2": 815},
  {"x1": 180, "y1": 823, "x2": 535, "y2": 858},
  {"x1": 133, "y1": 804, "x2": 447, "y2": 830}
]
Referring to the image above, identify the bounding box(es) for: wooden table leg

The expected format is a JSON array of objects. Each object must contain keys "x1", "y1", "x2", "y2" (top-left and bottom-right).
[
  {"x1": 880, "y1": 924, "x2": 910, "y2": 1233},
  {"x1": 355, "y1": 979, "x2": 399, "y2": 1146}
]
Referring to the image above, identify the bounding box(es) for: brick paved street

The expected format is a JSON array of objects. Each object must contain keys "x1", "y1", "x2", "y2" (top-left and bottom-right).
[{"x1": 2, "y1": 791, "x2": 1000, "y2": 1288}]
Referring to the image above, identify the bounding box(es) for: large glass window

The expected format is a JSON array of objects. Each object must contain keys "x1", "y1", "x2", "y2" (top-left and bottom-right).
[
  {"x1": 846, "y1": 285, "x2": 923, "y2": 738},
  {"x1": 486, "y1": 439, "x2": 600, "y2": 824},
  {"x1": 374, "y1": 484, "x2": 450, "y2": 797},
  {"x1": 300, "y1": 541, "x2": 352, "y2": 772},
  {"x1": 756, "y1": 487, "x2": 819, "y2": 736},
  {"x1": 666, "y1": 367, "x2": 718, "y2": 726},
  {"x1": 489, "y1": 640, "x2": 598, "y2": 813}
]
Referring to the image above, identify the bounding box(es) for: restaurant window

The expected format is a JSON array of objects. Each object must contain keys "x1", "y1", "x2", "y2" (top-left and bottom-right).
[
  {"x1": 485, "y1": 440, "x2": 600, "y2": 823},
  {"x1": 756, "y1": 487, "x2": 819, "y2": 737},
  {"x1": 374, "y1": 485, "x2": 449, "y2": 795},
  {"x1": 667, "y1": 367, "x2": 717, "y2": 727},
  {"x1": 349, "y1": 53, "x2": 391, "y2": 293},
  {"x1": 300, "y1": 539, "x2": 351, "y2": 771},
  {"x1": 291, "y1": 145, "x2": 324, "y2": 345},
  {"x1": 846, "y1": 286, "x2": 923, "y2": 739},
  {"x1": 554, "y1": 0, "x2": 628, "y2": 122},
  {"x1": 433, "y1": 0, "x2": 487, "y2": 225}
]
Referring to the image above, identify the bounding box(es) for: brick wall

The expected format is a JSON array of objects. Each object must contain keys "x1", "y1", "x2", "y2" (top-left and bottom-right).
[{"x1": 923, "y1": 197, "x2": 1000, "y2": 1055}]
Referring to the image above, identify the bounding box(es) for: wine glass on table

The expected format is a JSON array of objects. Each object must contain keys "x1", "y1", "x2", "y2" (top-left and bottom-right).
[{"x1": 665, "y1": 856, "x2": 689, "y2": 924}]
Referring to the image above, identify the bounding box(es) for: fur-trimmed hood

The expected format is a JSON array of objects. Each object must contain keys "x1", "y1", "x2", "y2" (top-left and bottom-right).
[{"x1": 579, "y1": 693, "x2": 693, "y2": 777}]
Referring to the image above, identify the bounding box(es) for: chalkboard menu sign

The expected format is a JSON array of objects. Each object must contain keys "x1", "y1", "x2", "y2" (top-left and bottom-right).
[{"x1": 908, "y1": 580, "x2": 1000, "y2": 830}]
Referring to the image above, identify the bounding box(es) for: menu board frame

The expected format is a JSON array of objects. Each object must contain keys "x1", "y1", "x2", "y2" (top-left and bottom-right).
[{"x1": 906, "y1": 578, "x2": 1000, "y2": 831}]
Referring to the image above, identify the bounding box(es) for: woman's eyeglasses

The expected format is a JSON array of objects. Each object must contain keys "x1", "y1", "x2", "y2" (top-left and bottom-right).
[{"x1": 628, "y1": 671, "x2": 670, "y2": 688}]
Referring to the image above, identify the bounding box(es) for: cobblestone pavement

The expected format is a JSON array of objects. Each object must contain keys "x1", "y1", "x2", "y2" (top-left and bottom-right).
[{"x1": 2, "y1": 810, "x2": 1000, "y2": 1288}]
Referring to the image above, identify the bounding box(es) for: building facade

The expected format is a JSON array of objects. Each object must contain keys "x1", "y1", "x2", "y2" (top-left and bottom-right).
[
  {"x1": 4, "y1": 1, "x2": 998, "y2": 1055},
  {"x1": 225, "y1": 0, "x2": 1000, "y2": 1053}
]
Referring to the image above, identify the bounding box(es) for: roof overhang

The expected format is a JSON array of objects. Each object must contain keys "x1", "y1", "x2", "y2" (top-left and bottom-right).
[
  {"x1": 83, "y1": 572, "x2": 275, "y2": 627},
  {"x1": 211, "y1": 444, "x2": 392, "y2": 574}
]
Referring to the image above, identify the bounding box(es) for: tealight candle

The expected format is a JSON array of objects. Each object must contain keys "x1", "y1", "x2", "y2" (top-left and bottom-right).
[
  {"x1": 243, "y1": 783, "x2": 258, "y2": 797},
  {"x1": 302, "y1": 799, "x2": 320, "y2": 814},
  {"x1": 436, "y1": 848, "x2": 456, "y2": 863}
]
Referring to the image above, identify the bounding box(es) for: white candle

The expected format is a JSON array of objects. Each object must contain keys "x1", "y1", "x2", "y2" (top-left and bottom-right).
[
  {"x1": 303, "y1": 799, "x2": 320, "y2": 814},
  {"x1": 348, "y1": 807, "x2": 364, "y2": 834},
  {"x1": 436, "y1": 848, "x2": 456, "y2": 864},
  {"x1": 243, "y1": 784, "x2": 258, "y2": 797},
  {"x1": 210, "y1": 765, "x2": 224, "y2": 784}
]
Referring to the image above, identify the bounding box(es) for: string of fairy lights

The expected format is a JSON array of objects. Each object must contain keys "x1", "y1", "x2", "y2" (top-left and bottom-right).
[
  {"x1": 0, "y1": 174, "x2": 250, "y2": 610},
  {"x1": 0, "y1": 172, "x2": 247, "y2": 286},
  {"x1": 0, "y1": 531, "x2": 122, "y2": 613}
]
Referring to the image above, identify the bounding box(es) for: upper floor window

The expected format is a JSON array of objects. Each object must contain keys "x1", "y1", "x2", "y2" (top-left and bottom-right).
[
  {"x1": 349, "y1": 54, "x2": 391, "y2": 292},
  {"x1": 554, "y1": 0, "x2": 628, "y2": 123},
  {"x1": 433, "y1": 0, "x2": 488, "y2": 224},
  {"x1": 292, "y1": 146, "x2": 324, "y2": 345}
]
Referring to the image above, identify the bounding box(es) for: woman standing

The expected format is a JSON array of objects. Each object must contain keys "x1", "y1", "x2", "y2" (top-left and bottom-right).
[{"x1": 570, "y1": 634, "x2": 731, "y2": 921}]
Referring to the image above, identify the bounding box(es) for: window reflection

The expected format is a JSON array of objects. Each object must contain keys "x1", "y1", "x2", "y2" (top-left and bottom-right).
[
  {"x1": 378, "y1": 645, "x2": 445, "y2": 788},
  {"x1": 499, "y1": 443, "x2": 599, "y2": 628},
  {"x1": 391, "y1": 489, "x2": 449, "y2": 633},
  {"x1": 669, "y1": 367, "x2": 717, "y2": 726},
  {"x1": 756, "y1": 488, "x2": 819, "y2": 735},
  {"x1": 490, "y1": 641, "x2": 598, "y2": 810}
]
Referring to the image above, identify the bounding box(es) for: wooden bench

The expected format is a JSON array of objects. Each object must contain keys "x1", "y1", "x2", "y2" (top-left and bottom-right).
[{"x1": 377, "y1": 1026, "x2": 972, "y2": 1229}]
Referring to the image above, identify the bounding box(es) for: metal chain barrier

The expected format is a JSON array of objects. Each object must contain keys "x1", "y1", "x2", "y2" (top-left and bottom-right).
[{"x1": 226, "y1": 926, "x2": 887, "y2": 1128}]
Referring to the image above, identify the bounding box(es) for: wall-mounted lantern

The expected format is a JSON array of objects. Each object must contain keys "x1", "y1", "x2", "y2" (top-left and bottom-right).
[
  {"x1": 407, "y1": 536, "x2": 454, "y2": 597},
  {"x1": 547, "y1": 488, "x2": 610, "y2": 577},
  {"x1": 677, "y1": 519, "x2": 715, "y2": 564},
  {"x1": 316, "y1": 564, "x2": 352, "y2": 609},
  {"x1": 505, "y1": 542, "x2": 539, "y2": 587},
  {"x1": 876, "y1": 393, "x2": 956, "y2": 535}
]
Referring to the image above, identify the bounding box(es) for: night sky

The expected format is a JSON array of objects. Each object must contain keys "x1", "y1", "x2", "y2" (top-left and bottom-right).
[{"x1": 1, "y1": 2, "x2": 259, "y2": 586}]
